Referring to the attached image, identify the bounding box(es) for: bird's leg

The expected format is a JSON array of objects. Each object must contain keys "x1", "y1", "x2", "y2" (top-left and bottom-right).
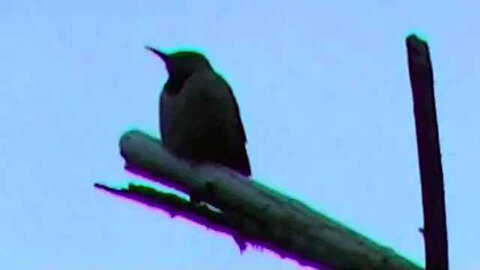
[{"x1": 189, "y1": 191, "x2": 203, "y2": 206}]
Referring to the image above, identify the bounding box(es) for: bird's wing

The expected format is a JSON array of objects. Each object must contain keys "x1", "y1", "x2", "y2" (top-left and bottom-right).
[
  {"x1": 213, "y1": 73, "x2": 251, "y2": 176},
  {"x1": 215, "y1": 74, "x2": 248, "y2": 144},
  {"x1": 159, "y1": 89, "x2": 168, "y2": 143}
]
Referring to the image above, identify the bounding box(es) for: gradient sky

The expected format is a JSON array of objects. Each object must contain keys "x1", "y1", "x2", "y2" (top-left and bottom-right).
[{"x1": 2, "y1": 1, "x2": 479, "y2": 269}]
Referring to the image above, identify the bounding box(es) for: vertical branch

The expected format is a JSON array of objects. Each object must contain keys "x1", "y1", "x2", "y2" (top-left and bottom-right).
[{"x1": 406, "y1": 34, "x2": 449, "y2": 270}]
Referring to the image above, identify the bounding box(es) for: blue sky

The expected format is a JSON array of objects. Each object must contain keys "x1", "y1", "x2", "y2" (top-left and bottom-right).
[{"x1": 1, "y1": 1, "x2": 478, "y2": 269}]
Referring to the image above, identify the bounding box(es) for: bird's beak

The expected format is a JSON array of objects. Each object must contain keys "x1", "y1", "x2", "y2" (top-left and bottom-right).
[{"x1": 145, "y1": 46, "x2": 169, "y2": 62}]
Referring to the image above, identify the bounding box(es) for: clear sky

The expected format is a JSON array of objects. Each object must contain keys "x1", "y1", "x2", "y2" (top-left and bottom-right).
[{"x1": 1, "y1": 1, "x2": 478, "y2": 269}]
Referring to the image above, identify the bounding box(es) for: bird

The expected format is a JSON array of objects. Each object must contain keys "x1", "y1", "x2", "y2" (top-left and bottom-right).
[{"x1": 145, "y1": 46, "x2": 251, "y2": 177}]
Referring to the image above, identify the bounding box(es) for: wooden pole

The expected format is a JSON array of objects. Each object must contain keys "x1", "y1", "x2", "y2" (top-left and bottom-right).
[{"x1": 406, "y1": 34, "x2": 449, "y2": 270}]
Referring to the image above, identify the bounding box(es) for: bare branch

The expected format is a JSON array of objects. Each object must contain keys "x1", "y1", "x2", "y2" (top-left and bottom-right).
[
  {"x1": 95, "y1": 130, "x2": 422, "y2": 270},
  {"x1": 406, "y1": 34, "x2": 449, "y2": 270}
]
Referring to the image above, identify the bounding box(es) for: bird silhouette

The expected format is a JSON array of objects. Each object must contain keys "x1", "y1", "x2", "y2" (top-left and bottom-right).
[{"x1": 146, "y1": 47, "x2": 251, "y2": 177}]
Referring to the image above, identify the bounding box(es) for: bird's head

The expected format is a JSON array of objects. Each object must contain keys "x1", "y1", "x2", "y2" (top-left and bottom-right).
[{"x1": 145, "y1": 46, "x2": 212, "y2": 79}]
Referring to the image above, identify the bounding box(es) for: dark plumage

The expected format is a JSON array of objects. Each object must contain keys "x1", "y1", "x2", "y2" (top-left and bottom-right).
[{"x1": 146, "y1": 46, "x2": 251, "y2": 177}]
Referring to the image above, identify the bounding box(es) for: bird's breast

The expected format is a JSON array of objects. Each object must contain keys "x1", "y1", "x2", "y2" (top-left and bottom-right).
[{"x1": 160, "y1": 71, "x2": 239, "y2": 153}]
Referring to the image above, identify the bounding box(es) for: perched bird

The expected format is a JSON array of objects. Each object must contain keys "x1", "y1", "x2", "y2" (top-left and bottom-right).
[{"x1": 146, "y1": 46, "x2": 251, "y2": 177}]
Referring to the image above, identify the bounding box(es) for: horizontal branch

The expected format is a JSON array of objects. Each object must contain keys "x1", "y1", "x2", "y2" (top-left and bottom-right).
[
  {"x1": 96, "y1": 130, "x2": 422, "y2": 270},
  {"x1": 94, "y1": 182, "x2": 251, "y2": 250}
]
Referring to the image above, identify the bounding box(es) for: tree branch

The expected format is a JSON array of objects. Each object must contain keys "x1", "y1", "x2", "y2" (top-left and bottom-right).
[
  {"x1": 95, "y1": 130, "x2": 422, "y2": 270},
  {"x1": 406, "y1": 34, "x2": 449, "y2": 270}
]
